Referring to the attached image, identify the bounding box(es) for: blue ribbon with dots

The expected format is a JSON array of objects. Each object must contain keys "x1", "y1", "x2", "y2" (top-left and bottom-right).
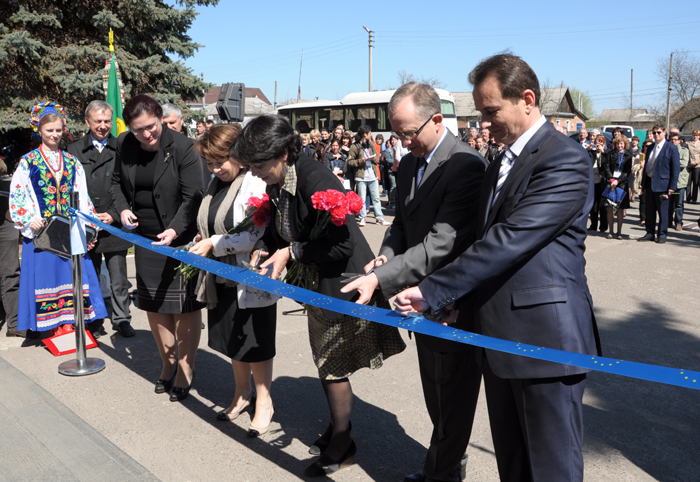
[{"x1": 74, "y1": 210, "x2": 700, "y2": 391}]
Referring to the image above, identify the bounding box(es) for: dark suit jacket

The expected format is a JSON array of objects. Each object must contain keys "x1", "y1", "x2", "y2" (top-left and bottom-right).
[
  {"x1": 261, "y1": 156, "x2": 375, "y2": 320},
  {"x1": 374, "y1": 132, "x2": 487, "y2": 351},
  {"x1": 67, "y1": 134, "x2": 132, "y2": 253},
  {"x1": 420, "y1": 121, "x2": 601, "y2": 379},
  {"x1": 112, "y1": 127, "x2": 203, "y2": 242},
  {"x1": 644, "y1": 141, "x2": 680, "y2": 193}
]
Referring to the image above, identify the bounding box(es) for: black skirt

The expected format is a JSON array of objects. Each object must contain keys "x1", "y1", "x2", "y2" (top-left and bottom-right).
[
  {"x1": 134, "y1": 244, "x2": 204, "y2": 314},
  {"x1": 207, "y1": 282, "x2": 277, "y2": 362}
]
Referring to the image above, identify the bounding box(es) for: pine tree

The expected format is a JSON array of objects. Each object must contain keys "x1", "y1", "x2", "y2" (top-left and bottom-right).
[{"x1": 0, "y1": 0, "x2": 218, "y2": 135}]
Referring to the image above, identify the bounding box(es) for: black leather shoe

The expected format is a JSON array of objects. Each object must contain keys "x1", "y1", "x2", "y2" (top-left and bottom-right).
[
  {"x1": 155, "y1": 368, "x2": 177, "y2": 394},
  {"x1": 637, "y1": 235, "x2": 654, "y2": 242},
  {"x1": 309, "y1": 421, "x2": 352, "y2": 455},
  {"x1": 404, "y1": 471, "x2": 427, "y2": 482},
  {"x1": 6, "y1": 328, "x2": 28, "y2": 338},
  {"x1": 304, "y1": 440, "x2": 356, "y2": 477},
  {"x1": 117, "y1": 322, "x2": 135, "y2": 337},
  {"x1": 656, "y1": 237, "x2": 667, "y2": 244},
  {"x1": 169, "y1": 370, "x2": 194, "y2": 402}
]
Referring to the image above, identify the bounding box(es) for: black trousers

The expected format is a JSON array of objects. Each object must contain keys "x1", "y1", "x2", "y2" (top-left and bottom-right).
[
  {"x1": 416, "y1": 336, "x2": 482, "y2": 481},
  {"x1": 589, "y1": 182, "x2": 608, "y2": 231},
  {"x1": 0, "y1": 219, "x2": 20, "y2": 331},
  {"x1": 483, "y1": 355, "x2": 586, "y2": 482},
  {"x1": 90, "y1": 249, "x2": 132, "y2": 329},
  {"x1": 686, "y1": 168, "x2": 700, "y2": 203}
]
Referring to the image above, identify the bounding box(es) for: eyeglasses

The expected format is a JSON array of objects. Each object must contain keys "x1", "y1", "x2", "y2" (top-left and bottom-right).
[
  {"x1": 393, "y1": 113, "x2": 439, "y2": 140},
  {"x1": 652, "y1": 130, "x2": 664, "y2": 135}
]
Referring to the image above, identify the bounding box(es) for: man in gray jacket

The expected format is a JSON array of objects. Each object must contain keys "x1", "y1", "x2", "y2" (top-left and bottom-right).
[{"x1": 343, "y1": 82, "x2": 486, "y2": 482}]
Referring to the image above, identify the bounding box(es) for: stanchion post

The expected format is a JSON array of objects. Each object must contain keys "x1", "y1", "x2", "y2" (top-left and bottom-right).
[{"x1": 58, "y1": 193, "x2": 105, "y2": 376}]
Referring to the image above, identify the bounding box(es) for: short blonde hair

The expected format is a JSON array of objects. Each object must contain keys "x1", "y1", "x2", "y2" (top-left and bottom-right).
[
  {"x1": 309, "y1": 129, "x2": 321, "y2": 139},
  {"x1": 693, "y1": 130, "x2": 700, "y2": 137}
]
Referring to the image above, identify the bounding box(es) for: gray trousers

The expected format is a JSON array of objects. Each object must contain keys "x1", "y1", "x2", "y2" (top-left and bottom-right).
[
  {"x1": 0, "y1": 220, "x2": 20, "y2": 331},
  {"x1": 90, "y1": 249, "x2": 131, "y2": 329}
]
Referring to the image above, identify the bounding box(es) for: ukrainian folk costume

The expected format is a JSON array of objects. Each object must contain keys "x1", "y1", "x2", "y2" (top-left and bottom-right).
[{"x1": 10, "y1": 102, "x2": 107, "y2": 332}]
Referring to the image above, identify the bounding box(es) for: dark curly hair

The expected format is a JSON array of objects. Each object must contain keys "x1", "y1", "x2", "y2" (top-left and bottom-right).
[{"x1": 230, "y1": 115, "x2": 301, "y2": 165}]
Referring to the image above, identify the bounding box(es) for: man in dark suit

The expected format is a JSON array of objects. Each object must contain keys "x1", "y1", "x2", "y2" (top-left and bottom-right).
[
  {"x1": 395, "y1": 54, "x2": 601, "y2": 482},
  {"x1": 342, "y1": 82, "x2": 486, "y2": 482},
  {"x1": 638, "y1": 124, "x2": 680, "y2": 243},
  {"x1": 67, "y1": 100, "x2": 135, "y2": 338}
]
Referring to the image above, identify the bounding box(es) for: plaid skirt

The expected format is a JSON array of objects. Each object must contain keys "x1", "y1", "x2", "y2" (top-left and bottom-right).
[{"x1": 306, "y1": 300, "x2": 406, "y2": 380}]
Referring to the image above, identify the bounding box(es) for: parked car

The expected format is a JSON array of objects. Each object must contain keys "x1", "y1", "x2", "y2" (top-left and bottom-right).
[{"x1": 599, "y1": 125, "x2": 634, "y2": 141}]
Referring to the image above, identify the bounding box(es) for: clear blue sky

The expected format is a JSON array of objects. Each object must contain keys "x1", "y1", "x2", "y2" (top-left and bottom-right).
[{"x1": 179, "y1": 1, "x2": 700, "y2": 115}]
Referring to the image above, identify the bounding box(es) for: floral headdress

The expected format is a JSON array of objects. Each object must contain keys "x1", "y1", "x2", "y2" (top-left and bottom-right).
[{"x1": 29, "y1": 102, "x2": 68, "y2": 133}]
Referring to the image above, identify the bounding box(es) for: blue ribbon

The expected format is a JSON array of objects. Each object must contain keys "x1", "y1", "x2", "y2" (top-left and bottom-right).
[{"x1": 74, "y1": 210, "x2": 700, "y2": 391}]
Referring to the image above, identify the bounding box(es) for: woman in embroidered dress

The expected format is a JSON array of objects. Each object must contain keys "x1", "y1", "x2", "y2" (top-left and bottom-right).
[
  {"x1": 231, "y1": 115, "x2": 405, "y2": 477},
  {"x1": 188, "y1": 124, "x2": 279, "y2": 434},
  {"x1": 10, "y1": 102, "x2": 107, "y2": 335}
]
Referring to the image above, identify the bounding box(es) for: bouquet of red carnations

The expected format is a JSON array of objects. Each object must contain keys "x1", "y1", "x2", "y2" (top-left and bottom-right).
[
  {"x1": 284, "y1": 189, "x2": 364, "y2": 290},
  {"x1": 175, "y1": 194, "x2": 271, "y2": 282}
]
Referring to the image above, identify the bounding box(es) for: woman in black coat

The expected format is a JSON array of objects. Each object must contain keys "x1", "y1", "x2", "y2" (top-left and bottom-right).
[
  {"x1": 231, "y1": 115, "x2": 405, "y2": 478},
  {"x1": 112, "y1": 95, "x2": 204, "y2": 401},
  {"x1": 322, "y1": 138, "x2": 347, "y2": 182},
  {"x1": 602, "y1": 135, "x2": 633, "y2": 239}
]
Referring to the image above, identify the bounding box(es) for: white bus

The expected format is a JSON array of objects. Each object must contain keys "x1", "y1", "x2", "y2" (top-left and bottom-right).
[{"x1": 276, "y1": 89, "x2": 458, "y2": 139}]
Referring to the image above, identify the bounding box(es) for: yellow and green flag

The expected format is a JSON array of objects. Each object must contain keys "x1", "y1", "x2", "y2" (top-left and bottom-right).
[{"x1": 104, "y1": 29, "x2": 126, "y2": 137}]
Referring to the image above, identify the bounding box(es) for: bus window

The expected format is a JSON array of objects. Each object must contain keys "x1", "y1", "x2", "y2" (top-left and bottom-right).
[
  {"x1": 292, "y1": 108, "x2": 314, "y2": 133},
  {"x1": 329, "y1": 108, "x2": 344, "y2": 131},
  {"x1": 348, "y1": 105, "x2": 378, "y2": 132},
  {"x1": 441, "y1": 100, "x2": 456, "y2": 118}
]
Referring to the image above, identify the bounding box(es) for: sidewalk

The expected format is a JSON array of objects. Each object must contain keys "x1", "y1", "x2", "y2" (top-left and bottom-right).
[{"x1": 0, "y1": 356, "x2": 159, "y2": 482}]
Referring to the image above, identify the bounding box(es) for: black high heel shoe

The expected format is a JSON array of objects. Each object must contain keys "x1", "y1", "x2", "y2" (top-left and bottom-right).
[
  {"x1": 308, "y1": 421, "x2": 352, "y2": 455},
  {"x1": 169, "y1": 370, "x2": 194, "y2": 402},
  {"x1": 303, "y1": 440, "x2": 356, "y2": 477},
  {"x1": 154, "y1": 368, "x2": 177, "y2": 394}
]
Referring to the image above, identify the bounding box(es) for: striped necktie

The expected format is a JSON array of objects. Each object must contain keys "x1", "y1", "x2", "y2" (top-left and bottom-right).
[{"x1": 492, "y1": 149, "x2": 515, "y2": 206}]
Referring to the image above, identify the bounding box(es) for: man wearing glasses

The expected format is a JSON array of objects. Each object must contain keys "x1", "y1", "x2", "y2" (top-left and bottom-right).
[
  {"x1": 638, "y1": 125, "x2": 680, "y2": 243},
  {"x1": 342, "y1": 82, "x2": 486, "y2": 482}
]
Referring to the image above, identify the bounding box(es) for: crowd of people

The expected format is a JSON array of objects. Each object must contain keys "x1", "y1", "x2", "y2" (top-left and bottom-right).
[
  {"x1": 461, "y1": 120, "x2": 698, "y2": 242},
  {"x1": 2, "y1": 51, "x2": 698, "y2": 482}
]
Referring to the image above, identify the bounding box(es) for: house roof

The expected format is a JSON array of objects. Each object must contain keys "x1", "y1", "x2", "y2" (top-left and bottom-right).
[
  {"x1": 452, "y1": 87, "x2": 588, "y2": 121},
  {"x1": 593, "y1": 109, "x2": 649, "y2": 123},
  {"x1": 451, "y1": 92, "x2": 479, "y2": 117},
  {"x1": 186, "y1": 86, "x2": 272, "y2": 106}
]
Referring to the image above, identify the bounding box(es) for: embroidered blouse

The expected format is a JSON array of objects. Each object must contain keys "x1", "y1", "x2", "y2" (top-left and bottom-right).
[{"x1": 9, "y1": 147, "x2": 97, "y2": 239}]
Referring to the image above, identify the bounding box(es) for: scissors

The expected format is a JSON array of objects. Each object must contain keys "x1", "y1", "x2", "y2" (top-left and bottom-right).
[
  {"x1": 401, "y1": 311, "x2": 446, "y2": 323},
  {"x1": 241, "y1": 253, "x2": 264, "y2": 273},
  {"x1": 339, "y1": 257, "x2": 386, "y2": 284}
]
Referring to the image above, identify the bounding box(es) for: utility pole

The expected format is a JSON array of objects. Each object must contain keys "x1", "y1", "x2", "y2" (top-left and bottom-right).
[
  {"x1": 665, "y1": 53, "x2": 674, "y2": 130},
  {"x1": 201, "y1": 72, "x2": 205, "y2": 112},
  {"x1": 274, "y1": 81, "x2": 277, "y2": 111},
  {"x1": 297, "y1": 50, "x2": 304, "y2": 101},
  {"x1": 363, "y1": 26, "x2": 373, "y2": 92},
  {"x1": 630, "y1": 69, "x2": 634, "y2": 112}
]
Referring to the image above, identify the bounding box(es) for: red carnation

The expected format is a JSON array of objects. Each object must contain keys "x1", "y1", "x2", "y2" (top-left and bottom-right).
[
  {"x1": 330, "y1": 206, "x2": 349, "y2": 226},
  {"x1": 253, "y1": 207, "x2": 270, "y2": 227},
  {"x1": 323, "y1": 190, "x2": 346, "y2": 210},
  {"x1": 311, "y1": 191, "x2": 326, "y2": 211},
  {"x1": 345, "y1": 191, "x2": 364, "y2": 216},
  {"x1": 248, "y1": 193, "x2": 269, "y2": 209}
]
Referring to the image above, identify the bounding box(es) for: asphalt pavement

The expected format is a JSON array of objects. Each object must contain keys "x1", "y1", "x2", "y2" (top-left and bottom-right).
[{"x1": 1, "y1": 198, "x2": 699, "y2": 482}]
